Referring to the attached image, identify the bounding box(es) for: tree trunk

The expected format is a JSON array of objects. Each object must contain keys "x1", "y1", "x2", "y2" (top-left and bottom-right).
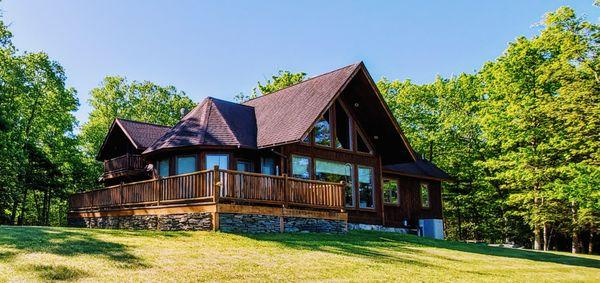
[
  {"x1": 533, "y1": 192, "x2": 542, "y2": 250},
  {"x1": 457, "y1": 196, "x2": 463, "y2": 241},
  {"x1": 17, "y1": 187, "x2": 28, "y2": 225},
  {"x1": 571, "y1": 201, "x2": 581, "y2": 254},
  {"x1": 534, "y1": 225, "x2": 542, "y2": 250},
  {"x1": 589, "y1": 231, "x2": 594, "y2": 255},
  {"x1": 9, "y1": 199, "x2": 18, "y2": 225},
  {"x1": 543, "y1": 223, "x2": 550, "y2": 251}
]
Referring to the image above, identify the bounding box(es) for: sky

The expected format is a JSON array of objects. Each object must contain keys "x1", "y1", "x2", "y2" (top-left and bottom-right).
[{"x1": 2, "y1": 1, "x2": 599, "y2": 126}]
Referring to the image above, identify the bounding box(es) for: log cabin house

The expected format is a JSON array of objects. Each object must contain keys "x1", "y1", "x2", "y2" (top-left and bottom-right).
[{"x1": 68, "y1": 62, "x2": 450, "y2": 237}]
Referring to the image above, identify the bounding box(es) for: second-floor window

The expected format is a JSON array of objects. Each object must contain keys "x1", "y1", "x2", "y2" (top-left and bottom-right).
[{"x1": 314, "y1": 111, "x2": 331, "y2": 146}]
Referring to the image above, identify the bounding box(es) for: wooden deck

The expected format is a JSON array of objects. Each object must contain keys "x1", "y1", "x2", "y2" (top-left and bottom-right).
[{"x1": 69, "y1": 166, "x2": 346, "y2": 213}]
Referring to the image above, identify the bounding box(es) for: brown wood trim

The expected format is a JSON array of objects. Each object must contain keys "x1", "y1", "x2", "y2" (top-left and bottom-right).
[
  {"x1": 69, "y1": 203, "x2": 217, "y2": 218},
  {"x1": 382, "y1": 169, "x2": 448, "y2": 182}
]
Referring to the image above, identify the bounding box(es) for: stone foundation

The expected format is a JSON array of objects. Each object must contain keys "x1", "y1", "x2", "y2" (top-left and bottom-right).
[
  {"x1": 348, "y1": 223, "x2": 414, "y2": 234},
  {"x1": 218, "y1": 213, "x2": 346, "y2": 234},
  {"x1": 68, "y1": 212, "x2": 213, "y2": 231},
  {"x1": 284, "y1": 216, "x2": 346, "y2": 233},
  {"x1": 219, "y1": 213, "x2": 280, "y2": 233}
]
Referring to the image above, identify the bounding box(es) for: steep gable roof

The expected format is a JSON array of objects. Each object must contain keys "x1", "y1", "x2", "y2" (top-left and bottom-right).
[
  {"x1": 244, "y1": 63, "x2": 361, "y2": 148},
  {"x1": 143, "y1": 97, "x2": 256, "y2": 155},
  {"x1": 97, "y1": 118, "x2": 170, "y2": 160}
]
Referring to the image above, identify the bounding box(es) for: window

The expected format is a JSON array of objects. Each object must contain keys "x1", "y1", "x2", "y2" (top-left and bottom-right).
[
  {"x1": 334, "y1": 102, "x2": 352, "y2": 150},
  {"x1": 236, "y1": 160, "x2": 253, "y2": 172},
  {"x1": 261, "y1": 157, "x2": 275, "y2": 175},
  {"x1": 383, "y1": 179, "x2": 399, "y2": 205},
  {"x1": 291, "y1": 155, "x2": 311, "y2": 179},
  {"x1": 314, "y1": 111, "x2": 331, "y2": 146},
  {"x1": 205, "y1": 154, "x2": 229, "y2": 170},
  {"x1": 420, "y1": 183, "x2": 430, "y2": 208},
  {"x1": 176, "y1": 156, "x2": 196, "y2": 175},
  {"x1": 158, "y1": 158, "x2": 170, "y2": 177},
  {"x1": 314, "y1": 159, "x2": 353, "y2": 207},
  {"x1": 358, "y1": 166, "x2": 374, "y2": 208},
  {"x1": 356, "y1": 130, "x2": 371, "y2": 153}
]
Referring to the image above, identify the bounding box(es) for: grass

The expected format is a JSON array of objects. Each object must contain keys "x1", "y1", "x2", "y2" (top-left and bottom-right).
[{"x1": 0, "y1": 226, "x2": 599, "y2": 282}]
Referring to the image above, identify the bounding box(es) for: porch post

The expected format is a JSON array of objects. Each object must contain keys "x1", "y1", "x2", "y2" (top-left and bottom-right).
[
  {"x1": 213, "y1": 165, "x2": 220, "y2": 203},
  {"x1": 283, "y1": 173, "x2": 288, "y2": 208}
]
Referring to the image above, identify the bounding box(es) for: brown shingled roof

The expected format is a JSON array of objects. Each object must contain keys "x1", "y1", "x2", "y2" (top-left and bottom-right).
[
  {"x1": 244, "y1": 62, "x2": 361, "y2": 148},
  {"x1": 143, "y1": 97, "x2": 256, "y2": 154},
  {"x1": 96, "y1": 118, "x2": 170, "y2": 160},
  {"x1": 116, "y1": 118, "x2": 171, "y2": 149}
]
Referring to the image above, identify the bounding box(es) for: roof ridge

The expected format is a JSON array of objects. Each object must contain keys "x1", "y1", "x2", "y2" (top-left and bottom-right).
[
  {"x1": 208, "y1": 96, "x2": 255, "y2": 108},
  {"x1": 209, "y1": 99, "x2": 242, "y2": 146},
  {"x1": 154, "y1": 99, "x2": 209, "y2": 149},
  {"x1": 243, "y1": 62, "x2": 361, "y2": 104},
  {"x1": 116, "y1": 117, "x2": 171, "y2": 128}
]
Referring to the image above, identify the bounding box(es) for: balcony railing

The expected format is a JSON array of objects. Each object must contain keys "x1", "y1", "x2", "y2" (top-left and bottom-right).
[
  {"x1": 69, "y1": 167, "x2": 345, "y2": 212},
  {"x1": 103, "y1": 154, "x2": 146, "y2": 176}
]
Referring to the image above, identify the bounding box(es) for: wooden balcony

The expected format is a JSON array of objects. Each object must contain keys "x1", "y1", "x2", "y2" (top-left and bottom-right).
[
  {"x1": 69, "y1": 167, "x2": 346, "y2": 212},
  {"x1": 103, "y1": 154, "x2": 146, "y2": 179}
]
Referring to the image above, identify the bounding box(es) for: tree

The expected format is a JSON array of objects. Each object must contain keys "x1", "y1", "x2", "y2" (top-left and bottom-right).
[
  {"x1": 79, "y1": 77, "x2": 195, "y2": 157},
  {"x1": 235, "y1": 70, "x2": 306, "y2": 102}
]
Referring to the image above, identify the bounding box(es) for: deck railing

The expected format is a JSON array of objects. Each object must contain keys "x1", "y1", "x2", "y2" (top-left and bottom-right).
[
  {"x1": 69, "y1": 166, "x2": 345, "y2": 211},
  {"x1": 103, "y1": 154, "x2": 145, "y2": 175}
]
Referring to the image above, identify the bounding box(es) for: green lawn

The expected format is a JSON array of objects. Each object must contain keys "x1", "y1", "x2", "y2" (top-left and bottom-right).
[{"x1": 0, "y1": 226, "x2": 598, "y2": 282}]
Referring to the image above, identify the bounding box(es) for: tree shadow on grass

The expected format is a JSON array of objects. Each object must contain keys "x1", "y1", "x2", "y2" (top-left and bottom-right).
[
  {"x1": 27, "y1": 264, "x2": 89, "y2": 281},
  {"x1": 242, "y1": 231, "x2": 434, "y2": 267},
  {"x1": 0, "y1": 226, "x2": 150, "y2": 270},
  {"x1": 245, "y1": 230, "x2": 600, "y2": 269},
  {"x1": 249, "y1": 230, "x2": 600, "y2": 269},
  {"x1": 410, "y1": 235, "x2": 600, "y2": 269}
]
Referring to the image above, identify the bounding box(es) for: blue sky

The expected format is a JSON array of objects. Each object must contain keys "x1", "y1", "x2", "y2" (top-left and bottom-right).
[{"x1": 3, "y1": 1, "x2": 599, "y2": 125}]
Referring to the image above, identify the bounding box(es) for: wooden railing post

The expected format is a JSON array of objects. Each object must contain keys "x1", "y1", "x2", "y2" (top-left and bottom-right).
[
  {"x1": 120, "y1": 182, "x2": 124, "y2": 207},
  {"x1": 340, "y1": 181, "x2": 346, "y2": 212},
  {"x1": 283, "y1": 173, "x2": 288, "y2": 208},
  {"x1": 156, "y1": 178, "x2": 162, "y2": 206},
  {"x1": 213, "y1": 165, "x2": 220, "y2": 203}
]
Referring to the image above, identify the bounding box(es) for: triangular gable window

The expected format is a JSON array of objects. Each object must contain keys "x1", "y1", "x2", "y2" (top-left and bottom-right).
[
  {"x1": 303, "y1": 99, "x2": 374, "y2": 155},
  {"x1": 356, "y1": 129, "x2": 372, "y2": 154}
]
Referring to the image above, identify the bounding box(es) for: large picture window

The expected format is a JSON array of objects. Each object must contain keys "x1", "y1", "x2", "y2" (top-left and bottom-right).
[
  {"x1": 315, "y1": 159, "x2": 353, "y2": 207},
  {"x1": 358, "y1": 166, "x2": 374, "y2": 208},
  {"x1": 420, "y1": 183, "x2": 430, "y2": 208},
  {"x1": 291, "y1": 155, "x2": 311, "y2": 179},
  {"x1": 205, "y1": 154, "x2": 229, "y2": 170},
  {"x1": 314, "y1": 111, "x2": 331, "y2": 146},
  {"x1": 383, "y1": 179, "x2": 399, "y2": 205},
  {"x1": 176, "y1": 156, "x2": 196, "y2": 175},
  {"x1": 158, "y1": 158, "x2": 170, "y2": 177}
]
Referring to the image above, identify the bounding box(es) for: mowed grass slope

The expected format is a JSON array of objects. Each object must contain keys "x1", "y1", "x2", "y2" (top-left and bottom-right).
[{"x1": 0, "y1": 226, "x2": 598, "y2": 282}]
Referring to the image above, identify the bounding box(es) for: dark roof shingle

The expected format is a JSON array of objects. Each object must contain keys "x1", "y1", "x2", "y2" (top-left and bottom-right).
[
  {"x1": 143, "y1": 97, "x2": 256, "y2": 154},
  {"x1": 244, "y1": 63, "x2": 360, "y2": 148},
  {"x1": 116, "y1": 118, "x2": 171, "y2": 149}
]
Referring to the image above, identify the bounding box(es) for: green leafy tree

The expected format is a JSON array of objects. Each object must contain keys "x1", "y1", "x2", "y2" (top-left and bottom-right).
[
  {"x1": 80, "y1": 77, "x2": 195, "y2": 157},
  {"x1": 235, "y1": 70, "x2": 306, "y2": 102}
]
